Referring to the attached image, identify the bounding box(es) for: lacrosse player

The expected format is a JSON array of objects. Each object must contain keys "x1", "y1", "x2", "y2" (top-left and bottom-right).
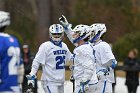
[
  {"x1": 89, "y1": 23, "x2": 117, "y2": 93},
  {"x1": 59, "y1": 15, "x2": 98, "y2": 93},
  {"x1": 0, "y1": 11, "x2": 22, "y2": 93},
  {"x1": 26, "y1": 24, "x2": 72, "y2": 93}
]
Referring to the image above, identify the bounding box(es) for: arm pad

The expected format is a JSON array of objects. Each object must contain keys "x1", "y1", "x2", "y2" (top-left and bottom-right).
[{"x1": 30, "y1": 60, "x2": 40, "y2": 76}]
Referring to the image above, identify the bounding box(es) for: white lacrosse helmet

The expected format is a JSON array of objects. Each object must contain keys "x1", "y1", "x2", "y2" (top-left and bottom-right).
[
  {"x1": 49, "y1": 24, "x2": 64, "y2": 45},
  {"x1": 72, "y1": 24, "x2": 91, "y2": 43},
  {"x1": 0, "y1": 11, "x2": 10, "y2": 28},
  {"x1": 89, "y1": 23, "x2": 106, "y2": 43}
]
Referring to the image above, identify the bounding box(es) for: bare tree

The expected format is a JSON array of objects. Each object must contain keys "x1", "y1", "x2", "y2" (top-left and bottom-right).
[
  {"x1": 35, "y1": 0, "x2": 52, "y2": 48},
  {"x1": 50, "y1": 0, "x2": 71, "y2": 23},
  {"x1": 0, "y1": 0, "x2": 5, "y2": 10}
]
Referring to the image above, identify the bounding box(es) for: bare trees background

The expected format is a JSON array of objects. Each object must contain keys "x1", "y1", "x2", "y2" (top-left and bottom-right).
[{"x1": 1, "y1": 0, "x2": 140, "y2": 60}]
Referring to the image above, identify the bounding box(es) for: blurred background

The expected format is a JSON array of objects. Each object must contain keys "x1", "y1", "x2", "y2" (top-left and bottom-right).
[
  {"x1": 1, "y1": 0, "x2": 140, "y2": 92},
  {"x1": 1, "y1": 0, "x2": 140, "y2": 60}
]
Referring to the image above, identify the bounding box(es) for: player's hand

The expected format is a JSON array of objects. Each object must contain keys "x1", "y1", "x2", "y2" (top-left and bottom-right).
[
  {"x1": 69, "y1": 65, "x2": 74, "y2": 71},
  {"x1": 97, "y1": 69, "x2": 109, "y2": 81},
  {"x1": 26, "y1": 74, "x2": 36, "y2": 88},
  {"x1": 80, "y1": 79, "x2": 90, "y2": 93},
  {"x1": 59, "y1": 15, "x2": 69, "y2": 28}
]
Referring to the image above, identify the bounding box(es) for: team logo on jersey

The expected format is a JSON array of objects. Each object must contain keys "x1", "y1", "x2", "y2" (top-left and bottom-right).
[
  {"x1": 53, "y1": 50, "x2": 67, "y2": 55},
  {"x1": 9, "y1": 37, "x2": 14, "y2": 42}
]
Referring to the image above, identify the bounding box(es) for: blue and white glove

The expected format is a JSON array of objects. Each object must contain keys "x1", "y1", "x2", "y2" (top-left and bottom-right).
[
  {"x1": 59, "y1": 15, "x2": 71, "y2": 29},
  {"x1": 96, "y1": 69, "x2": 109, "y2": 81},
  {"x1": 80, "y1": 79, "x2": 90, "y2": 93},
  {"x1": 26, "y1": 74, "x2": 36, "y2": 88}
]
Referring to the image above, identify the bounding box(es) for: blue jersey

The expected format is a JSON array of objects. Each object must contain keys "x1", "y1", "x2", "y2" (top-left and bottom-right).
[{"x1": 0, "y1": 33, "x2": 20, "y2": 92}]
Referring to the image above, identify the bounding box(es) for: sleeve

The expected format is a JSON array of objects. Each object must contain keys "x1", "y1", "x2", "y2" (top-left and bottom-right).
[
  {"x1": 30, "y1": 43, "x2": 47, "y2": 76},
  {"x1": 100, "y1": 43, "x2": 116, "y2": 65},
  {"x1": 65, "y1": 45, "x2": 72, "y2": 63},
  {"x1": 33, "y1": 43, "x2": 47, "y2": 65},
  {"x1": 64, "y1": 25, "x2": 75, "y2": 44}
]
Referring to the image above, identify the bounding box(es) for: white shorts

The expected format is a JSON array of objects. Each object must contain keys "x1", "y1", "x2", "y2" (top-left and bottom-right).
[
  {"x1": 74, "y1": 82, "x2": 98, "y2": 93},
  {"x1": 95, "y1": 80, "x2": 112, "y2": 93},
  {"x1": 41, "y1": 81, "x2": 64, "y2": 93}
]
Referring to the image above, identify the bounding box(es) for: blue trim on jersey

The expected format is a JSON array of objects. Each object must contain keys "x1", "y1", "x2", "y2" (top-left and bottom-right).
[
  {"x1": 75, "y1": 42, "x2": 89, "y2": 49},
  {"x1": 50, "y1": 39, "x2": 62, "y2": 47},
  {"x1": 78, "y1": 90, "x2": 81, "y2": 93},
  {"x1": 73, "y1": 34, "x2": 86, "y2": 44},
  {"x1": 47, "y1": 86, "x2": 51, "y2": 93},
  {"x1": 111, "y1": 60, "x2": 116, "y2": 69},
  {"x1": 102, "y1": 81, "x2": 107, "y2": 93},
  {"x1": 89, "y1": 44, "x2": 97, "y2": 63},
  {"x1": 89, "y1": 82, "x2": 98, "y2": 85},
  {"x1": 90, "y1": 31, "x2": 101, "y2": 43}
]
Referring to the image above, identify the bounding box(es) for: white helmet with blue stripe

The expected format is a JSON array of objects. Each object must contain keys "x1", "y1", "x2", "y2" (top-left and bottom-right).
[
  {"x1": 72, "y1": 24, "x2": 91, "y2": 43},
  {"x1": 49, "y1": 24, "x2": 64, "y2": 45},
  {"x1": 89, "y1": 23, "x2": 106, "y2": 43},
  {"x1": 0, "y1": 11, "x2": 10, "y2": 28}
]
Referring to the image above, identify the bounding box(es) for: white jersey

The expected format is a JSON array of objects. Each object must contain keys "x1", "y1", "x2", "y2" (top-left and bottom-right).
[
  {"x1": 73, "y1": 43, "x2": 98, "y2": 85},
  {"x1": 93, "y1": 40, "x2": 117, "y2": 83},
  {"x1": 30, "y1": 41, "x2": 72, "y2": 83}
]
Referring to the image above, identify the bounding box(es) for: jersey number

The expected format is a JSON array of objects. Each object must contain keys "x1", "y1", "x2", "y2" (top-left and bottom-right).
[
  {"x1": 56, "y1": 56, "x2": 65, "y2": 69},
  {"x1": 8, "y1": 47, "x2": 20, "y2": 75}
]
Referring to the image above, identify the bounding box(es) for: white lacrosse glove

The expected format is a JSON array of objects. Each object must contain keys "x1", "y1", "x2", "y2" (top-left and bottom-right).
[
  {"x1": 26, "y1": 74, "x2": 36, "y2": 88},
  {"x1": 80, "y1": 79, "x2": 90, "y2": 93},
  {"x1": 96, "y1": 69, "x2": 109, "y2": 81},
  {"x1": 59, "y1": 15, "x2": 71, "y2": 29}
]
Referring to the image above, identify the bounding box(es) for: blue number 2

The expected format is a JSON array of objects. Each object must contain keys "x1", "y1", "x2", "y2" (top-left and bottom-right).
[{"x1": 56, "y1": 56, "x2": 65, "y2": 69}]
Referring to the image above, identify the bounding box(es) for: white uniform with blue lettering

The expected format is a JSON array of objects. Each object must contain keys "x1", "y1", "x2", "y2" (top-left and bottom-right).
[
  {"x1": 30, "y1": 41, "x2": 72, "y2": 93},
  {"x1": 73, "y1": 43, "x2": 98, "y2": 93},
  {"x1": 93, "y1": 40, "x2": 117, "y2": 93},
  {"x1": 63, "y1": 26, "x2": 98, "y2": 93}
]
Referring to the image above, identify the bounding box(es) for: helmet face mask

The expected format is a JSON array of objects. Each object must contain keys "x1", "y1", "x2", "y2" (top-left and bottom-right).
[
  {"x1": 72, "y1": 24, "x2": 91, "y2": 43},
  {"x1": 49, "y1": 24, "x2": 64, "y2": 45},
  {"x1": 50, "y1": 33, "x2": 64, "y2": 42}
]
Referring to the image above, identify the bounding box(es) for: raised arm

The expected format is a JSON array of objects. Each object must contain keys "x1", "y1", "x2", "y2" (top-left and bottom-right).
[{"x1": 59, "y1": 15, "x2": 74, "y2": 44}]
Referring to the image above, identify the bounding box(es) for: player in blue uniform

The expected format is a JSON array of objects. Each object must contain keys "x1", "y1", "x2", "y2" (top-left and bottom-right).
[{"x1": 0, "y1": 11, "x2": 21, "y2": 93}]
